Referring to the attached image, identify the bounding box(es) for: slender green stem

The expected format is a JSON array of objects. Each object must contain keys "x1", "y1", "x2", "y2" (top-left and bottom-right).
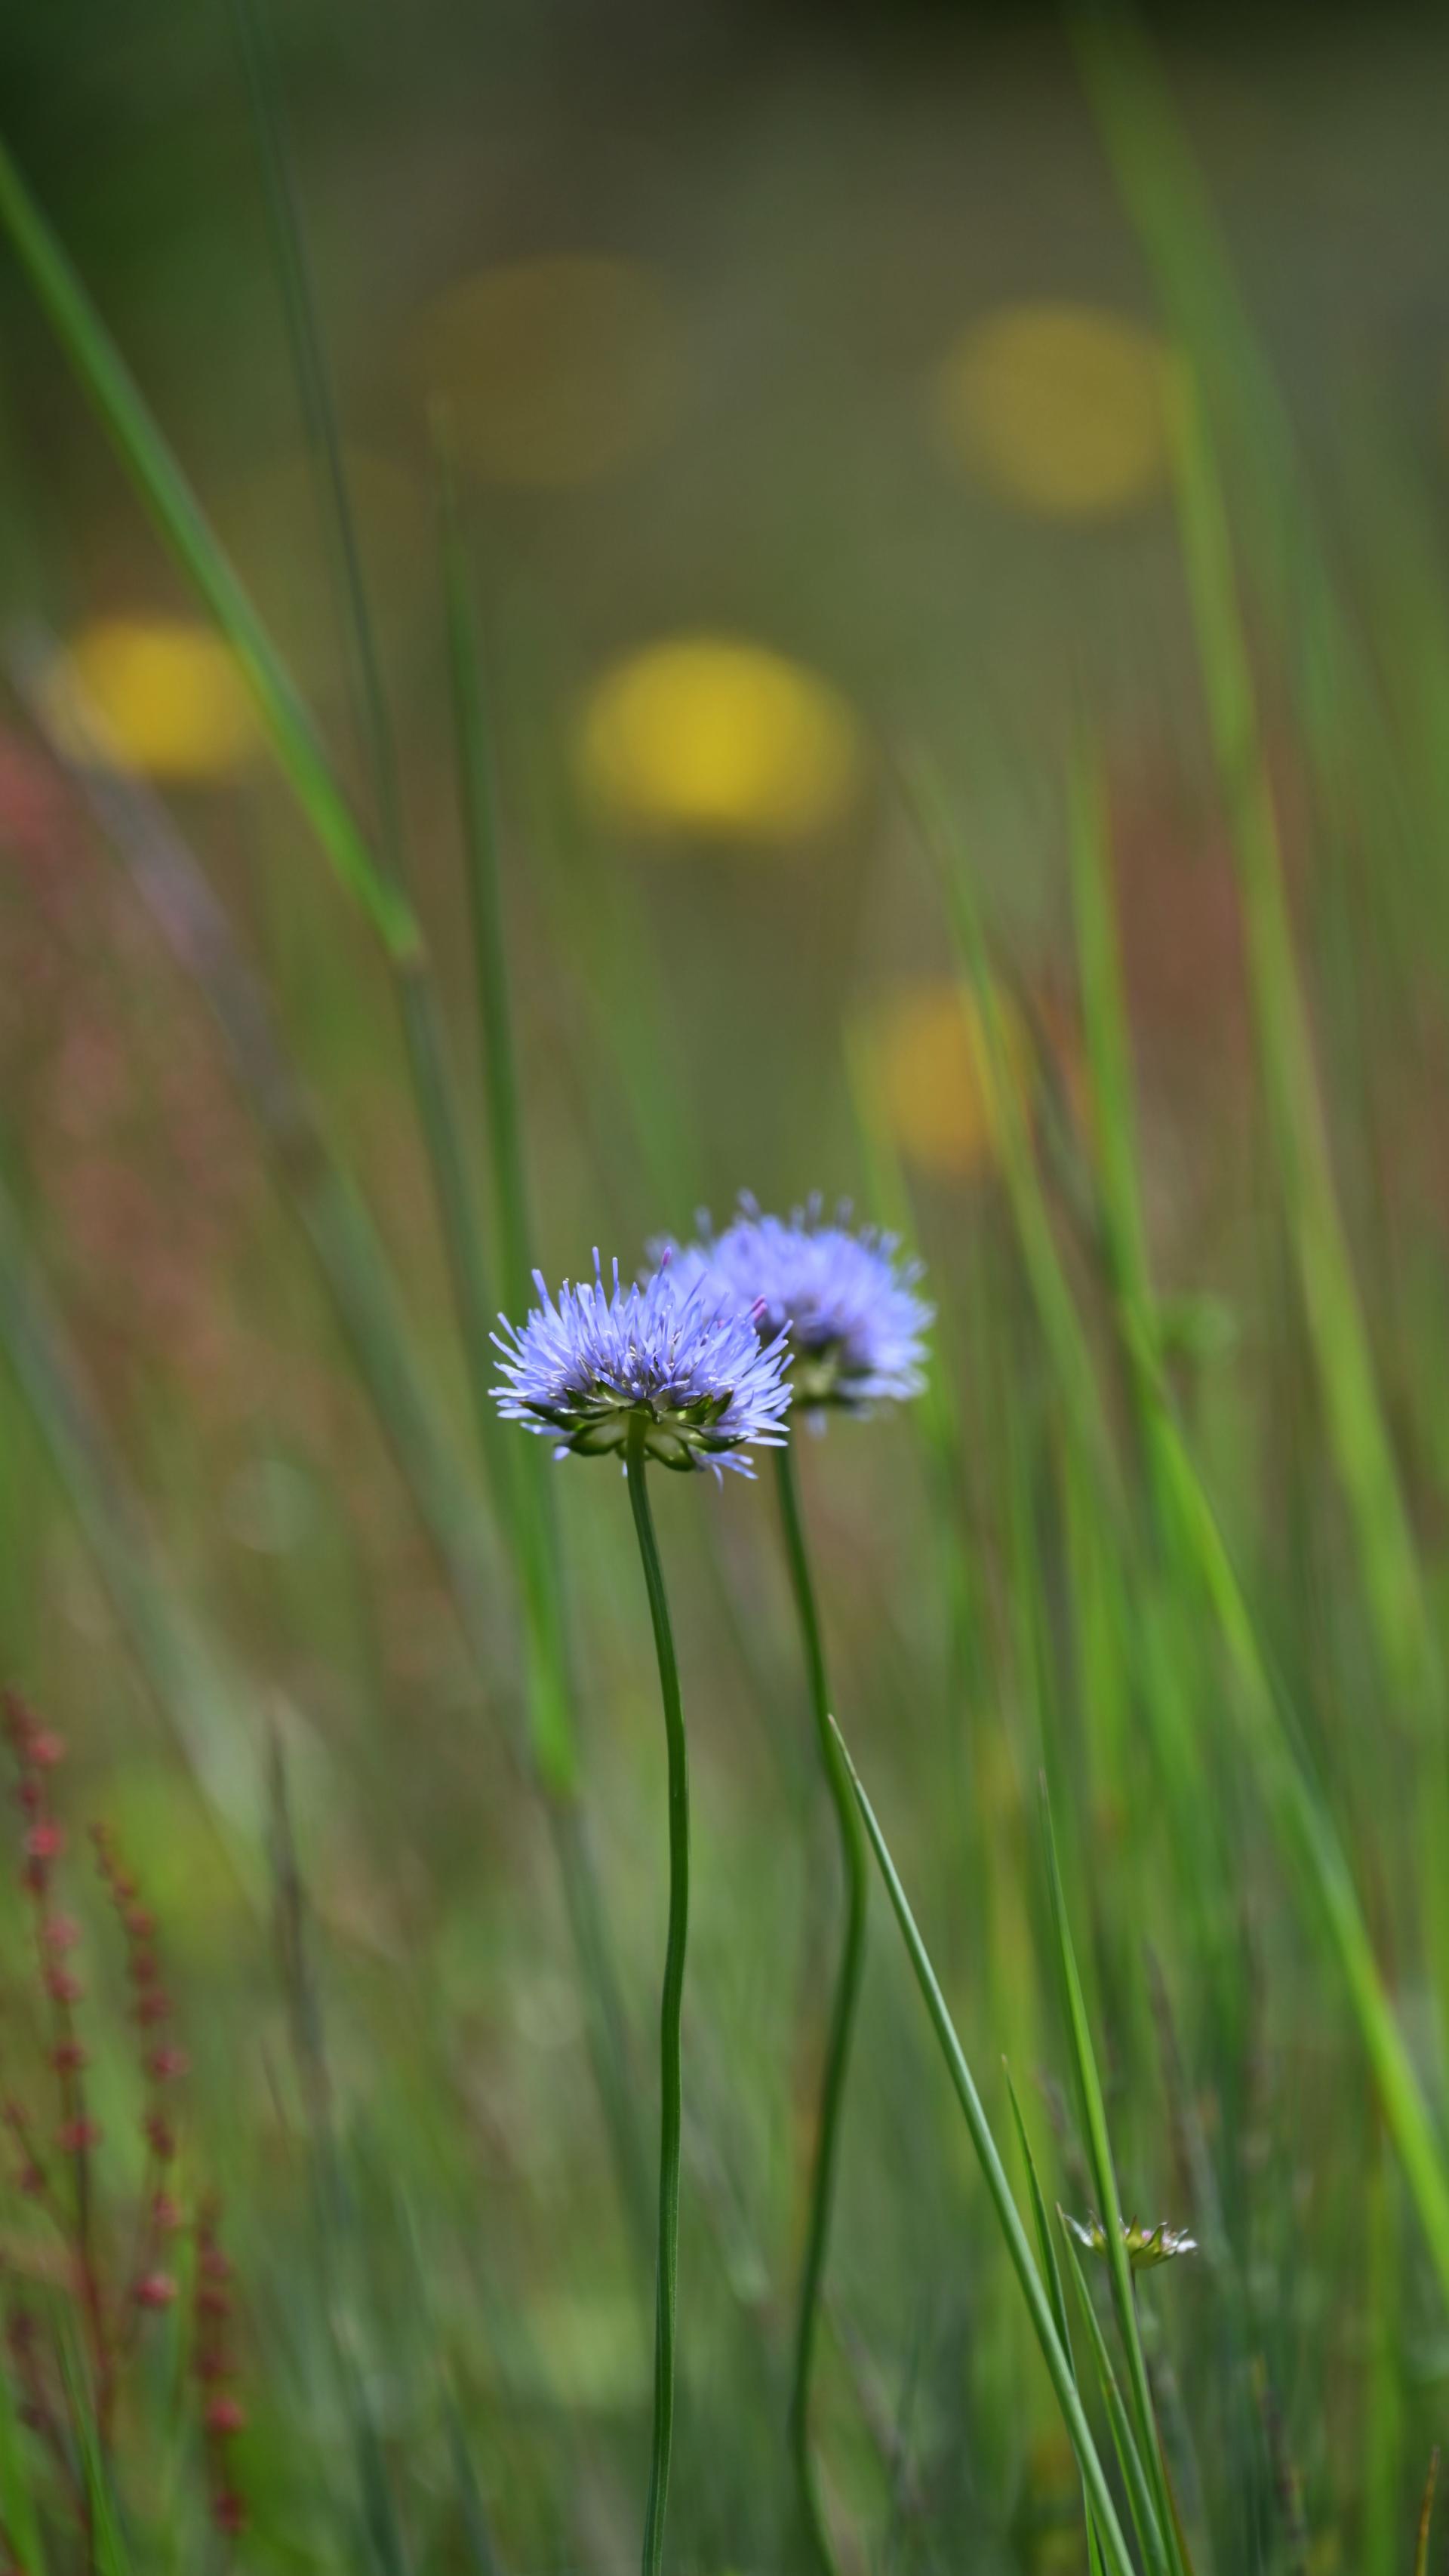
[
  {"x1": 774, "y1": 1439, "x2": 868, "y2": 2576},
  {"x1": 625, "y1": 1414, "x2": 690, "y2": 2576}
]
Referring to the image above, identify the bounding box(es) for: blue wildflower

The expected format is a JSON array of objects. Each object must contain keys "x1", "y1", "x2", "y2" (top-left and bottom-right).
[
  {"x1": 492, "y1": 1251, "x2": 792, "y2": 1476},
  {"x1": 661, "y1": 1198, "x2": 932, "y2": 1412}
]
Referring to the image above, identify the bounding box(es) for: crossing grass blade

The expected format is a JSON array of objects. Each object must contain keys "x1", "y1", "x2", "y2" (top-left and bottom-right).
[
  {"x1": 1040, "y1": 1779, "x2": 1188, "y2": 2576},
  {"x1": 1005, "y1": 2065, "x2": 1113, "y2": 2576},
  {"x1": 0, "y1": 134, "x2": 419, "y2": 965},
  {"x1": 832, "y1": 1717, "x2": 1139, "y2": 2576},
  {"x1": 1060, "y1": 2223, "x2": 1163, "y2": 2576}
]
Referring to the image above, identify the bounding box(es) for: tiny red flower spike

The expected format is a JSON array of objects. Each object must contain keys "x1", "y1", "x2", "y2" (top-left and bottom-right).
[
  {"x1": 124, "y1": 1907, "x2": 155, "y2": 1942},
  {"x1": 197, "y1": 2339, "x2": 235, "y2": 2374},
  {"x1": 200, "y1": 2242, "x2": 232, "y2": 2284},
  {"x1": 42, "y1": 1913, "x2": 81, "y2": 1950},
  {"x1": 197, "y1": 2289, "x2": 232, "y2": 2325},
  {"x1": 17, "y1": 2164, "x2": 44, "y2": 2197},
  {"x1": 50, "y1": 2039, "x2": 88, "y2": 2073},
  {"x1": 144, "y1": 2113, "x2": 176, "y2": 2162},
  {"x1": 136, "y1": 1990, "x2": 172, "y2": 2026},
  {"x1": 29, "y1": 1731, "x2": 65, "y2": 1768},
  {"x1": 16, "y1": 1780, "x2": 39, "y2": 1815},
  {"x1": 128, "y1": 1950, "x2": 160, "y2": 1987},
  {"x1": 205, "y1": 2395, "x2": 246, "y2": 2436},
  {"x1": 55, "y1": 2117, "x2": 101, "y2": 2154},
  {"x1": 24, "y1": 1823, "x2": 63, "y2": 1863},
  {"x1": 133, "y1": 2270, "x2": 177, "y2": 2310},
  {"x1": 152, "y1": 2190, "x2": 183, "y2": 2233},
  {"x1": 212, "y1": 2491, "x2": 248, "y2": 2537},
  {"x1": 45, "y1": 1968, "x2": 85, "y2": 2005},
  {"x1": 148, "y1": 2045, "x2": 189, "y2": 2080}
]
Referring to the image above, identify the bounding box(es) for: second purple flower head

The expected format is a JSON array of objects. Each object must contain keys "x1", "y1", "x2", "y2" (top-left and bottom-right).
[{"x1": 659, "y1": 1196, "x2": 932, "y2": 1414}]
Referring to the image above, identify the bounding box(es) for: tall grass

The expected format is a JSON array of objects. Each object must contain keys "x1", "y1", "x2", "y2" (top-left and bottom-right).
[{"x1": 0, "y1": 17, "x2": 1447, "y2": 2576}]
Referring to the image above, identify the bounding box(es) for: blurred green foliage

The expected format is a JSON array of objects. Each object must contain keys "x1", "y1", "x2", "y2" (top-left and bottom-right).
[{"x1": 2, "y1": 8, "x2": 1449, "y2": 2572}]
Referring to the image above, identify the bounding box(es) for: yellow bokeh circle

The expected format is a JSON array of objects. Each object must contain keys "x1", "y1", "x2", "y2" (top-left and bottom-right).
[
  {"x1": 56, "y1": 617, "x2": 257, "y2": 781},
  {"x1": 933, "y1": 303, "x2": 1171, "y2": 519},
  {"x1": 410, "y1": 255, "x2": 685, "y2": 490},
  {"x1": 865, "y1": 980, "x2": 1032, "y2": 1177},
  {"x1": 577, "y1": 635, "x2": 863, "y2": 842}
]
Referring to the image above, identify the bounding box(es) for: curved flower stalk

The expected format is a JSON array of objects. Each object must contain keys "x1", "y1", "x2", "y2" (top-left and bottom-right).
[
  {"x1": 662, "y1": 1200, "x2": 931, "y2": 2575},
  {"x1": 493, "y1": 1254, "x2": 791, "y2": 2576}
]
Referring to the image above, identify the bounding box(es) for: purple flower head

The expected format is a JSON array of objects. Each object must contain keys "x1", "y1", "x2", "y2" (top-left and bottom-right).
[
  {"x1": 492, "y1": 1251, "x2": 792, "y2": 1476},
  {"x1": 660, "y1": 1197, "x2": 932, "y2": 1414}
]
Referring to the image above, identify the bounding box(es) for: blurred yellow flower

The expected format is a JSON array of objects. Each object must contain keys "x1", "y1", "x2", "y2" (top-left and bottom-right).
[
  {"x1": 409, "y1": 254, "x2": 685, "y2": 489},
  {"x1": 54, "y1": 617, "x2": 257, "y2": 781},
  {"x1": 577, "y1": 635, "x2": 863, "y2": 841},
  {"x1": 933, "y1": 303, "x2": 1171, "y2": 518},
  {"x1": 865, "y1": 980, "x2": 1031, "y2": 1177}
]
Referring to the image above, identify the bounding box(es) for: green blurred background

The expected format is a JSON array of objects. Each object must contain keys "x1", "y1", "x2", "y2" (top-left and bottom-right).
[{"x1": 3, "y1": 5, "x2": 1449, "y2": 2571}]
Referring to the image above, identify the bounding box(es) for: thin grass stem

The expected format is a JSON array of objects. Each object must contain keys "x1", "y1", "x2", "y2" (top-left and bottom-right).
[
  {"x1": 625, "y1": 1414, "x2": 691, "y2": 2576},
  {"x1": 833, "y1": 1716, "x2": 1137, "y2": 2576},
  {"x1": 773, "y1": 1439, "x2": 868, "y2": 2576}
]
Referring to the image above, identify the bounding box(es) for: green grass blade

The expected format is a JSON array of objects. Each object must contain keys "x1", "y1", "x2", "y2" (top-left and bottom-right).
[
  {"x1": 1415, "y1": 2448, "x2": 1439, "y2": 2576},
  {"x1": 435, "y1": 436, "x2": 576, "y2": 1795},
  {"x1": 909, "y1": 760, "x2": 1118, "y2": 1500},
  {"x1": 833, "y1": 1718, "x2": 1138, "y2": 2576},
  {"x1": 0, "y1": 2334, "x2": 47, "y2": 2576},
  {"x1": 1146, "y1": 1404, "x2": 1449, "y2": 2312},
  {"x1": 229, "y1": 0, "x2": 402, "y2": 830},
  {"x1": 1007, "y1": 2064, "x2": 1115, "y2": 2576},
  {"x1": 436, "y1": 433, "x2": 534, "y2": 1326},
  {"x1": 1364, "y1": 2146, "x2": 1403, "y2": 2576},
  {"x1": 928, "y1": 774, "x2": 1449, "y2": 2322},
  {"x1": 1168, "y1": 369, "x2": 1438, "y2": 1727},
  {"x1": 57, "y1": 2332, "x2": 134, "y2": 2576},
  {"x1": 0, "y1": 134, "x2": 420, "y2": 963},
  {"x1": 445, "y1": 2394, "x2": 506, "y2": 2576},
  {"x1": 1061, "y1": 2224, "x2": 1164, "y2": 2576},
  {"x1": 1064, "y1": 746, "x2": 1152, "y2": 1337},
  {"x1": 1040, "y1": 1780, "x2": 1186, "y2": 2576},
  {"x1": 1004, "y1": 2067, "x2": 1072, "y2": 2358}
]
